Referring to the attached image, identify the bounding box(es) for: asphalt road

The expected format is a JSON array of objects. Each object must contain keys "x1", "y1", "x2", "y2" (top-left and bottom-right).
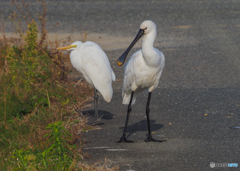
[{"x1": 1, "y1": 0, "x2": 240, "y2": 170}]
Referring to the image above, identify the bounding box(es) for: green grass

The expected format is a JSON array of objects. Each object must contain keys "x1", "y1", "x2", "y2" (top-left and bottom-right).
[
  {"x1": 0, "y1": 0, "x2": 119, "y2": 169},
  {"x1": 0, "y1": 20, "x2": 92, "y2": 171},
  {"x1": 10, "y1": 121, "x2": 78, "y2": 171}
]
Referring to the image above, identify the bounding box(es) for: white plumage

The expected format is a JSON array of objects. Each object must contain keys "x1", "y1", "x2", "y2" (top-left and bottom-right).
[
  {"x1": 117, "y1": 20, "x2": 166, "y2": 142},
  {"x1": 121, "y1": 20, "x2": 165, "y2": 105},
  {"x1": 68, "y1": 41, "x2": 115, "y2": 102},
  {"x1": 57, "y1": 41, "x2": 115, "y2": 122}
]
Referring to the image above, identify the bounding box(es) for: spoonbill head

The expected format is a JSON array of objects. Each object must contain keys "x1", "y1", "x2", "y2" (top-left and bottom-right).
[{"x1": 117, "y1": 20, "x2": 157, "y2": 66}]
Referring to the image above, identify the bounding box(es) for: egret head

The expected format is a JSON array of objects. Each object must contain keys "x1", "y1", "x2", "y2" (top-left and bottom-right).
[
  {"x1": 57, "y1": 41, "x2": 83, "y2": 51},
  {"x1": 117, "y1": 20, "x2": 156, "y2": 66}
]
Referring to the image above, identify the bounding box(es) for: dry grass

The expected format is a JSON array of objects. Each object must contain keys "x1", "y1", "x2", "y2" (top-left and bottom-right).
[
  {"x1": 79, "y1": 157, "x2": 119, "y2": 171},
  {"x1": 0, "y1": 0, "x2": 119, "y2": 170},
  {"x1": 0, "y1": 33, "x2": 119, "y2": 171}
]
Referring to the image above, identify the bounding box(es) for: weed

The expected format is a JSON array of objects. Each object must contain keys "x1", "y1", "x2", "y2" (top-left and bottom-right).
[
  {"x1": 0, "y1": 0, "x2": 119, "y2": 170},
  {"x1": 0, "y1": 16, "x2": 91, "y2": 171},
  {"x1": 11, "y1": 121, "x2": 79, "y2": 170},
  {"x1": 11, "y1": 149, "x2": 34, "y2": 170}
]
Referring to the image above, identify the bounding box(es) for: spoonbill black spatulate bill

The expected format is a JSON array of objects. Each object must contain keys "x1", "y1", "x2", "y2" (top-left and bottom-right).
[
  {"x1": 58, "y1": 41, "x2": 115, "y2": 124},
  {"x1": 117, "y1": 20, "x2": 166, "y2": 143}
]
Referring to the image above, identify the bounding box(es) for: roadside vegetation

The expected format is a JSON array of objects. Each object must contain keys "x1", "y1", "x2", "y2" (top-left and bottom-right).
[{"x1": 0, "y1": 0, "x2": 118, "y2": 170}]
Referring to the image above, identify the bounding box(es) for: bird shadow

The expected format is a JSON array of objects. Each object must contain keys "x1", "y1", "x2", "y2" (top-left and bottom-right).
[
  {"x1": 82, "y1": 110, "x2": 115, "y2": 125},
  {"x1": 119, "y1": 120, "x2": 164, "y2": 139}
]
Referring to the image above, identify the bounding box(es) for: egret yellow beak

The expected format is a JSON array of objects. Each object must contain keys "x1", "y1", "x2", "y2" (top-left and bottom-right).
[{"x1": 57, "y1": 45, "x2": 77, "y2": 50}]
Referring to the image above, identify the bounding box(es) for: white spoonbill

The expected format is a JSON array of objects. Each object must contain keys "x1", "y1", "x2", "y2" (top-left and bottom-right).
[
  {"x1": 58, "y1": 41, "x2": 116, "y2": 122},
  {"x1": 117, "y1": 20, "x2": 166, "y2": 142}
]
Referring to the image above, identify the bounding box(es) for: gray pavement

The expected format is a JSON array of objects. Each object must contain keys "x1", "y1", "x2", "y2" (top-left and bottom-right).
[{"x1": 1, "y1": 0, "x2": 240, "y2": 170}]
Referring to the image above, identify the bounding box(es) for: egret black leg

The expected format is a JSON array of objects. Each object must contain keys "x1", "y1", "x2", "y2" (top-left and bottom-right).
[
  {"x1": 118, "y1": 91, "x2": 135, "y2": 143},
  {"x1": 145, "y1": 92, "x2": 166, "y2": 142},
  {"x1": 90, "y1": 88, "x2": 104, "y2": 126},
  {"x1": 94, "y1": 88, "x2": 99, "y2": 119}
]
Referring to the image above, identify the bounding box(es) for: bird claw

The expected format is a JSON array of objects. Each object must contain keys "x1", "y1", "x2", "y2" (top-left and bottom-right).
[
  {"x1": 144, "y1": 136, "x2": 167, "y2": 142},
  {"x1": 90, "y1": 120, "x2": 104, "y2": 126},
  {"x1": 89, "y1": 115, "x2": 104, "y2": 126},
  {"x1": 117, "y1": 136, "x2": 134, "y2": 143}
]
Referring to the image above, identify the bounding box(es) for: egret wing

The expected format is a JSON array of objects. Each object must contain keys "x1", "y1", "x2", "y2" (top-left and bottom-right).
[{"x1": 81, "y1": 42, "x2": 114, "y2": 102}]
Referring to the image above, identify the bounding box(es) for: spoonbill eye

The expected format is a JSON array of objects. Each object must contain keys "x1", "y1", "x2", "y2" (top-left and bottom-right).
[{"x1": 144, "y1": 27, "x2": 147, "y2": 30}]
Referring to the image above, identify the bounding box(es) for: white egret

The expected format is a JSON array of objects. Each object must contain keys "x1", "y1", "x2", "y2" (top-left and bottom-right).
[
  {"x1": 58, "y1": 41, "x2": 116, "y2": 123},
  {"x1": 117, "y1": 20, "x2": 166, "y2": 142}
]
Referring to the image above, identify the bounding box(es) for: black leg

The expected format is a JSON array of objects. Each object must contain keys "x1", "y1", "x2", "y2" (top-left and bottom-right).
[
  {"x1": 145, "y1": 92, "x2": 166, "y2": 142},
  {"x1": 94, "y1": 88, "x2": 99, "y2": 119},
  {"x1": 118, "y1": 91, "x2": 135, "y2": 143},
  {"x1": 89, "y1": 88, "x2": 104, "y2": 126}
]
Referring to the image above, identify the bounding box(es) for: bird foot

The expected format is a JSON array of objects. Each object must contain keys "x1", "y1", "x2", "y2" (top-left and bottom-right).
[
  {"x1": 89, "y1": 118, "x2": 104, "y2": 126},
  {"x1": 144, "y1": 136, "x2": 167, "y2": 142},
  {"x1": 89, "y1": 115, "x2": 104, "y2": 126},
  {"x1": 117, "y1": 135, "x2": 134, "y2": 143},
  {"x1": 90, "y1": 121, "x2": 104, "y2": 126}
]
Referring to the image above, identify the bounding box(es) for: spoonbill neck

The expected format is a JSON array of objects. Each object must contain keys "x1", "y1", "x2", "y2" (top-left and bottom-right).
[{"x1": 142, "y1": 30, "x2": 157, "y2": 61}]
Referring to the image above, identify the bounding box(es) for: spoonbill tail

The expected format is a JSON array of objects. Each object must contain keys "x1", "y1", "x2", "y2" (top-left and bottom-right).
[
  {"x1": 117, "y1": 20, "x2": 166, "y2": 142},
  {"x1": 58, "y1": 41, "x2": 116, "y2": 123}
]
